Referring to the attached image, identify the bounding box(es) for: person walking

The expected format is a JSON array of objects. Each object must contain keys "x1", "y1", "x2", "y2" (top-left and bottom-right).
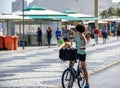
[
  {"x1": 62, "y1": 25, "x2": 69, "y2": 42},
  {"x1": 85, "y1": 27, "x2": 91, "y2": 44},
  {"x1": 46, "y1": 27, "x2": 52, "y2": 48},
  {"x1": 117, "y1": 24, "x2": 120, "y2": 40},
  {"x1": 69, "y1": 28, "x2": 74, "y2": 47},
  {"x1": 55, "y1": 27, "x2": 62, "y2": 46},
  {"x1": 36, "y1": 27, "x2": 42, "y2": 46},
  {"x1": 94, "y1": 26, "x2": 99, "y2": 44},
  {"x1": 75, "y1": 24, "x2": 90, "y2": 88},
  {"x1": 102, "y1": 25, "x2": 108, "y2": 44},
  {"x1": 107, "y1": 21, "x2": 111, "y2": 36}
]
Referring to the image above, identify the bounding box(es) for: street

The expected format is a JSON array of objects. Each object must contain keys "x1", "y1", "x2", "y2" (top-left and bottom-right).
[
  {"x1": 89, "y1": 63, "x2": 120, "y2": 88},
  {"x1": 73, "y1": 63, "x2": 120, "y2": 88},
  {"x1": 0, "y1": 37, "x2": 120, "y2": 88}
]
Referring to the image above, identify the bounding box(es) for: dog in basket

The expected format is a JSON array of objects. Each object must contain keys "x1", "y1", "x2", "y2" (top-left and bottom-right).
[
  {"x1": 60, "y1": 41, "x2": 77, "y2": 64},
  {"x1": 61, "y1": 41, "x2": 71, "y2": 48}
]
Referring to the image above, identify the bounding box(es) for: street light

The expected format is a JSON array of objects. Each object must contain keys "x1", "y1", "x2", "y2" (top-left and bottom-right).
[{"x1": 22, "y1": 0, "x2": 25, "y2": 49}]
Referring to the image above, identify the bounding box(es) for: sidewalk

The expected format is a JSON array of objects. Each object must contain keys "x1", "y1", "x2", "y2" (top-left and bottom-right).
[{"x1": 0, "y1": 37, "x2": 120, "y2": 88}]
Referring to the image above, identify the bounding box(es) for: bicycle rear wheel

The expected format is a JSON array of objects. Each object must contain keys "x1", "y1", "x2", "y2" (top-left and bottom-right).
[
  {"x1": 62, "y1": 68, "x2": 74, "y2": 88},
  {"x1": 77, "y1": 70, "x2": 86, "y2": 88}
]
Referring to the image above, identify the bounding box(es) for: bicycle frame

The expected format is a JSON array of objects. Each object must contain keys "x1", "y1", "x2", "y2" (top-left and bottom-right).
[
  {"x1": 67, "y1": 60, "x2": 82, "y2": 80},
  {"x1": 69, "y1": 61, "x2": 76, "y2": 76}
]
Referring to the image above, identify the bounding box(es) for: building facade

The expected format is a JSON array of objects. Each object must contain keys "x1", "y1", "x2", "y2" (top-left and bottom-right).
[{"x1": 12, "y1": 0, "x2": 27, "y2": 12}]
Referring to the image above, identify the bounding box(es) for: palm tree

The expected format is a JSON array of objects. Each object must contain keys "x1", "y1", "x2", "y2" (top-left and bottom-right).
[
  {"x1": 107, "y1": 7, "x2": 116, "y2": 16},
  {"x1": 100, "y1": 7, "x2": 120, "y2": 18},
  {"x1": 100, "y1": 10, "x2": 108, "y2": 18},
  {"x1": 116, "y1": 8, "x2": 120, "y2": 17}
]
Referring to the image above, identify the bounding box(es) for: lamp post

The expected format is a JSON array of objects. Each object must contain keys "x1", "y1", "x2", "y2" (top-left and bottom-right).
[
  {"x1": 22, "y1": 0, "x2": 25, "y2": 49},
  {"x1": 94, "y1": 0, "x2": 98, "y2": 28}
]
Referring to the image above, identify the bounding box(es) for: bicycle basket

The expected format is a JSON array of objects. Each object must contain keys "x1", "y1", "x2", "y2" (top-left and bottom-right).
[{"x1": 59, "y1": 48, "x2": 77, "y2": 61}]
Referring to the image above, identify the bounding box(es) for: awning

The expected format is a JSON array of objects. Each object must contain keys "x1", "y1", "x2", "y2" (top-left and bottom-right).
[
  {"x1": 102, "y1": 16, "x2": 120, "y2": 21},
  {"x1": 13, "y1": 6, "x2": 66, "y2": 16},
  {"x1": 0, "y1": 14, "x2": 30, "y2": 20},
  {"x1": 24, "y1": 6, "x2": 46, "y2": 11},
  {"x1": 28, "y1": 15, "x2": 81, "y2": 21},
  {"x1": 78, "y1": 17, "x2": 101, "y2": 21},
  {"x1": 62, "y1": 10, "x2": 101, "y2": 21}
]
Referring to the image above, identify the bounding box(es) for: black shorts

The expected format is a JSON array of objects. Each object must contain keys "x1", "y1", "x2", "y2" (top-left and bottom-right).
[{"x1": 77, "y1": 54, "x2": 86, "y2": 61}]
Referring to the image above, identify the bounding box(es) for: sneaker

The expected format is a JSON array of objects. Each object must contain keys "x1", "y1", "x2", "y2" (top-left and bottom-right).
[{"x1": 84, "y1": 84, "x2": 90, "y2": 88}]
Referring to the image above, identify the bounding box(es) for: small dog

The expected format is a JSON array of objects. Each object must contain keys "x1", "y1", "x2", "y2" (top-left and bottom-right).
[{"x1": 61, "y1": 41, "x2": 71, "y2": 48}]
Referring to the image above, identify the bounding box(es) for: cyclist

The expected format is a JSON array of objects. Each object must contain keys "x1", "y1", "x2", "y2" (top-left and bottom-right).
[{"x1": 73, "y1": 23, "x2": 90, "y2": 88}]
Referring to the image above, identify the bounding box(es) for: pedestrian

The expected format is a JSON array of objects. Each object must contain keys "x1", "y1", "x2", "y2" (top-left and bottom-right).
[
  {"x1": 111, "y1": 24, "x2": 116, "y2": 36},
  {"x1": 46, "y1": 27, "x2": 52, "y2": 48},
  {"x1": 90, "y1": 28, "x2": 94, "y2": 39},
  {"x1": 107, "y1": 21, "x2": 111, "y2": 36},
  {"x1": 102, "y1": 25, "x2": 108, "y2": 44},
  {"x1": 94, "y1": 26, "x2": 99, "y2": 44},
  {"x1": 36, "y1": 27, "x2": 42, "y2": 46},
  {"x1": 117, "y1": 24, "x2": 120, "y2": 40},
  {"x1": 72, "y1": 24, "x2": 90, "y2": 88},
  {"x1": 85, "y1": 27, "x2": 91, "y2": 44},
  {"x1": 62, "y1": 25, "x2": 69, "y2": 42},
  {"x1": 69, "y1": 28, "x2": 74, "y2": 47},
  {"x1": 55, "y1": 27, "x2": 62, "y2": 46}
]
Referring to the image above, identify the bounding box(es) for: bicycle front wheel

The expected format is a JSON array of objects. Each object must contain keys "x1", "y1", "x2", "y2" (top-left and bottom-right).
[
  {"x1": 77, "y1": 70, "x2": 86, "y2": 88},
  {"x1": 62, "y1": 68, "x2": 74, "y2": 88}
]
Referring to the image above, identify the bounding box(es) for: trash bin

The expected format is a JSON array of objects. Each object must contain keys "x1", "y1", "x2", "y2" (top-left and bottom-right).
[
  {"x1": 4, "y1": 36, "x2": 14, "y2": 50},
  {"x1": 0, "y1": 36, "x2": 4, "y2": 50},
  {"x1": 13, "y1": 36, "x2": 19, "y2": 50}
]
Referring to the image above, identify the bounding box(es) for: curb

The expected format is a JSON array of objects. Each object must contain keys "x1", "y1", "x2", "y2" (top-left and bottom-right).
[
  {"x1": 54, "y1": 62, "x2": 120, "y2": 88},
  {"x1": 89, "y1": 61, "x2": 120, "y2": 75}
]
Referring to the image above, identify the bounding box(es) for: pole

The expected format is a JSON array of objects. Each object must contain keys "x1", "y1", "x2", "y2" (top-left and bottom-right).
[
  {"x1": 94, "y1": 0, "x2": 98, "y2": 28},
  {"x1": 22, "y1": 0, "x2": 25, "y2": 49}
]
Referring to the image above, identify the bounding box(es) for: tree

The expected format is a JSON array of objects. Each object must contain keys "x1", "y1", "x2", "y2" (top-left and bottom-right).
[
  {"x1": 100, "y1": 10, "x2": 108, "y2": 18},
  {"x1": 107, "y1": 7, "x2": 116, "y2": 16},
  {"x1": 100, "y1": 7, "x2": 120, "y2": 18},
  {"x1": 116, "y1": 8, "x2": 120, "y2": 17}
]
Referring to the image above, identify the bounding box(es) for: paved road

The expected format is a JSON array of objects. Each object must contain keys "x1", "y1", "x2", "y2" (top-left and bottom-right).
[
  {"x1": 72, "y1": 63, "x2": 120, "y2": 88},
  {"x1": 89, "y1": 63, "x2": 120, "y2": 88},
  {"x1": 0, "y1": 37, "x2": 120, "y2": 88}
]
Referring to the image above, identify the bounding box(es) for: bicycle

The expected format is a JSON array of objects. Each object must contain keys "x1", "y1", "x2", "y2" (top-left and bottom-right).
[
  {"x1": 61, "y1": 60, "x2": 86, "y2": 88},
  {"x1": 59, "y1": 48, "x2": 86, "y2": 88}
]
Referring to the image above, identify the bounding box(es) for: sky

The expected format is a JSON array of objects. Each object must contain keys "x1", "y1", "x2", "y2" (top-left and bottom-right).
[
  {"x1": 112, "y1": 0, "x2": 120, "y2": 2},
  {"x1": 0, "y1": 0, "x2": 120, "y2": 13}
]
